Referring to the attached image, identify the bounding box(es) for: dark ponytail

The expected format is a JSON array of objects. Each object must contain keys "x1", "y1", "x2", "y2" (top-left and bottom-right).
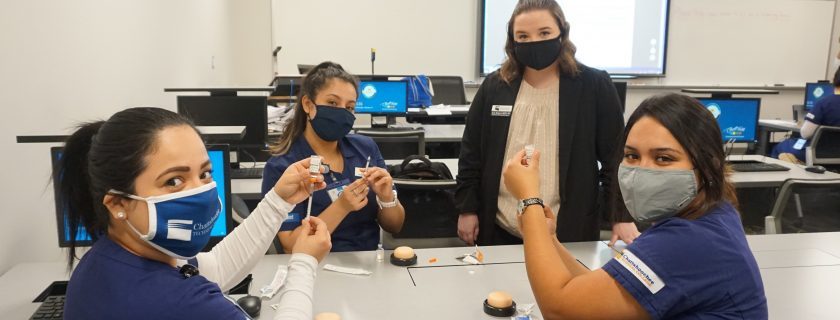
[
  {"x1": 269, "y1": 61, "x2": 359, "y2": 155},
  {"x1": 55, "y1": 107, "x2": 197, "y2": 269}
]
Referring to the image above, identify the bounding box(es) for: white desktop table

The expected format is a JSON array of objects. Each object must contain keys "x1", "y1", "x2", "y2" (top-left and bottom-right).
[
  {"x1": 15, "y1": 126, "x2": 246, "y2": 143},
  {"x1": 4, "y1": 233, "x2": 840, "y2": 319},
  {"x1": 726, "y1": 154, "x2": 840, "y2": 188},
  {"x1": 231, "y1": 155, "x2": 838, "y2": 195},
  {"x1": 230, "y1": 159, "x2": 459, "y2": 197}
]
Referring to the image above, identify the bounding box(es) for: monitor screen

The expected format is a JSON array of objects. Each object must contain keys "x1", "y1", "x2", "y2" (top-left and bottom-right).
[
  {"x1": 355, "y1": 80, "x2": 408, "y2": 115},
  {"x1": 51, "y1": 145, "x2": 233, "y2": 248},
  {"x1": 480, "y1": 0, "x2": 671, "y2": 76},
  {"x1": 804, "y1": 82, "x2": 834, "y2": 111},
  {"x1": 177, "y1": 96, "x2": 268, "y2": 148},
  {"x1": 697, "y1": 98, "x2": 761, "y2": 143}
]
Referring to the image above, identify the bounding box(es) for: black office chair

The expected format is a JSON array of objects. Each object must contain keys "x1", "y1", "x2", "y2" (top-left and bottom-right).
[
  {"x1": 382, "y1": 179, "x2": 464, "y2": 249},
  {"x1": 765, "y1": 178, "x2": 840, "y2": 234},
  {"x1": 354, "y1": 129, "x2": 425, "y2": 159},
  {"x1": 805, "y1": 125, "x2": 840, "y2": 172},
  {"x1": 428, "y1": 76, "x2": 468, "y2": 105}
]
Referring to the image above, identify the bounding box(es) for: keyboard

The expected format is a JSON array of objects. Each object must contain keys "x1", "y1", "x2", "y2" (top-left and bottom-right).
[
  {"x1": 231, "y1": 167, "x2": 263, "y2": 179},
  {"x1": 30, "y1": 295, "x2": 64, "y2": 320},
  {"x1": 728, "y1": 161, "x2": 791, "y2": 172}
]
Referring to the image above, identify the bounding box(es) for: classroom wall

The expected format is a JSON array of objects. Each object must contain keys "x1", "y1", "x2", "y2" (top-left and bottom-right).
[{"x1": 0, "y1": 0, "x2": 272, "y2": 275}]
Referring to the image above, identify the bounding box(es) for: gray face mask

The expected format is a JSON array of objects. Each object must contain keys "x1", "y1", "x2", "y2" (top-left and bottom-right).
[{"x1": 618, "y1": 164, "x2": 698, "y2": 223}]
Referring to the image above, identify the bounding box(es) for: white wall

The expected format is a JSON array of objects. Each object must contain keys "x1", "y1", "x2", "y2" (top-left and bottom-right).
[
  {"x1": 270, "y1": 0, "x2": 479, "y2": 80},
  {"x1": 0, "y1": 0, "x2": 272, "y2": 275}
]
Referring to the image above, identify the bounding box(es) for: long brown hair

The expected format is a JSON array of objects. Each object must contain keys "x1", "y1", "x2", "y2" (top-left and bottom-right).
[
  {"x1": 622, "y1": 93, "x2": 739, "y2": 220},
  {"x1": 270, "y1": 61, "x2": 358, "y2": 155},
  {"x1": 499, "y1": 0, "x2": 580, "y2": 83}
]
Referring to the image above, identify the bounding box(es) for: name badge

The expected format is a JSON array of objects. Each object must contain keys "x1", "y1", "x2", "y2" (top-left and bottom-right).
[
  {"x1": 793, "y1": 138, "x2": 807, "y2": 150},
  {"x1": 326, "y1": 179, "x2": 351, "y2": 202},
  {"x1": 491, "y1": 105, "x2": 513, "y2": 117}
]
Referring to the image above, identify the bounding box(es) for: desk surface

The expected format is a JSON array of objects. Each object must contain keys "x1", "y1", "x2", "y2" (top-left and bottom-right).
[
  {"x1": 231, "y1": 159, "x2": 459, "y2": 197},
  {"x1": 727, "y1": 154, "x2": 840, "y2": 188},
  {"x1": 759, "y1": 119, "x2": 800, "y2": 132},
  {"x1": 232, "y1": 155, "x2": 838, "y2": 195},
  {"x1": 16, "y1": 126, "x2": 246, "y2": 143},
  {"x1": 4, "y1": 233, "x2": 840, "y2": 319}
]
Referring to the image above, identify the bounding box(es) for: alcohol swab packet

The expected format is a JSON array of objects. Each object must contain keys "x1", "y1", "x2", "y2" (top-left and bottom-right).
[
  {"x1": 259, "y1": 265, "x2": 289, "y2": 299},
  {"x1": 323, "y1": 264, "x2": 372, "y2": 276}
]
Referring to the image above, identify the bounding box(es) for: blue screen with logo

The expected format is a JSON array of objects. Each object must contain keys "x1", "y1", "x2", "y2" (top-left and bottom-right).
[
  {"x1": 698, "y1": 98, "x2": 760, "y2": 143},
  {"x1": 805, "y1": 82, "x2": 834, "y2": 111},
  {"x1": 55, "y1": 148, "x2": 229, "y2": 244},
  {"x1": 207, "y1": 149, "x2": 228, "y2": 237},
  {"x1": 355, "y1": 80, "x2": 408, "y2": 114}
]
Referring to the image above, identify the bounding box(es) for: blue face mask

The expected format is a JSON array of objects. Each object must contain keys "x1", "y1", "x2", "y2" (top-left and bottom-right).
[
  {"x1": 110, "y1": 182, "x2": 221, "y2": 259},
  {"x1": 309, "y1": 105, "x2": 355, "y2": 141}
]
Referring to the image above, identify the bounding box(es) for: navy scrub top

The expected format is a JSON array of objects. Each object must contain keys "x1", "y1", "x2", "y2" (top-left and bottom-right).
[
  {"x1": 261, "y1": 134, "x2": 386, "y2": 252},
  {"x1": 64, "y1": 236, "x2": 245, "y2": 320},
  {"x1": 601, "y1": 202, "x2": 768, "y2": 319},
  {"x1": 807, "y1": 94, "x2": 840, "y2": 127}
]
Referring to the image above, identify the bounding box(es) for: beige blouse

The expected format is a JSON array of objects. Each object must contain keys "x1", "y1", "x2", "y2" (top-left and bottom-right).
[{"x1": 496, "y1": 79, "x2": 562, "y2": 238}]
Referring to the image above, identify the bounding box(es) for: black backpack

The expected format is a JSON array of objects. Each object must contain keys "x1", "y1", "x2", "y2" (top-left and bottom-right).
[
  {"x1": 388, "y1": 155, "x2": 453, "y2": 180},
  {"x1": 387, "y1": 156, "x2": 457, "y2": 238}
]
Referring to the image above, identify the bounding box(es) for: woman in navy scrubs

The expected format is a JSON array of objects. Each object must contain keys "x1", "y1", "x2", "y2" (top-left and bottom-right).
[
  {"x1": 504, "y1": 94, "x2": 767, "y2": 319},
  {"x1": 58, "y1": 107, "x2": 332, "y2": 319},
  {"x1": 262, "y1": 62, "x2": 405, "y2": 252},
  {"x1": 772, "y1": 67, "x2": 840, "y2": 163}
]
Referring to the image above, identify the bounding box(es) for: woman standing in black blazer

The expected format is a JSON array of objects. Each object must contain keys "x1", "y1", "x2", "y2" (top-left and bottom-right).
[{"x1": 456, "y1": 0, "x2": 638, "y2": 245}]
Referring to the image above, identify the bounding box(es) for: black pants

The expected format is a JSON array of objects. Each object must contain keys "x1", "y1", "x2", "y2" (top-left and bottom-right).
[{"x1": 490, "y1": 223, "x2": 524, "y2": 245}]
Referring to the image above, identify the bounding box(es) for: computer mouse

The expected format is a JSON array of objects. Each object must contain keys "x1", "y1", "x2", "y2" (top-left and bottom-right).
[
  {"x1": 237, "y1": 295, "x2": 261, "y2": 318},
  {"x1": 805, "y1": 165, "x2": 827, "y2": 174}
]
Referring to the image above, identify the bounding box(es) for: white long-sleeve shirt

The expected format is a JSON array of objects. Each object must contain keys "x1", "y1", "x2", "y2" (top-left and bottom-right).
[{"x1": 188, "y1": 190, "x2": 317, "y2": 320}]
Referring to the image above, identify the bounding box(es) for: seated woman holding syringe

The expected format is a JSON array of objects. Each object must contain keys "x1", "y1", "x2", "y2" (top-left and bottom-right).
[{"x1": 261, "y1": 61, "x2": 405, "y2": 252}]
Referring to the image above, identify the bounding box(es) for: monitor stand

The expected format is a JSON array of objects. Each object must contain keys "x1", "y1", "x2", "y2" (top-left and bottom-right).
[{"x1": 371, "y1": 115, "x2": 396, "y2": 128}]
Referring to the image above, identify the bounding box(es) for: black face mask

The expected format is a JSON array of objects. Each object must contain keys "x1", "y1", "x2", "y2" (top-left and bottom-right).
[{"x1": 513, "y1": 36, "x2": 562, "y2": 71}]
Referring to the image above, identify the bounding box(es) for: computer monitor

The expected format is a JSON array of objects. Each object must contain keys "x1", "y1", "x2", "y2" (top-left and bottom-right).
[
  {"x1": 804, "y1": 82, "x2": 834, "y2": 111},
  {"x1": 50, "y1": 145, "x2": 234, "y2": 250},
  {"x1": 177, "y1": 96, "x2": 268, "y2": 149},
  {"x1": 297, "y1": 64, "x2": 316, "y2": 75},
  {"x1": 355, "y1": 80, "x2": 408, "y2": 115},
  {"x1": 697, "y1": 98, "x2": 761, "y2": 143}
]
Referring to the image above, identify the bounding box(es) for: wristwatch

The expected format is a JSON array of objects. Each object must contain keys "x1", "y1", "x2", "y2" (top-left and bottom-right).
[
  {"x1": 376, "y1": 190, "x2": 399, "y2": 209},
  {"x1": 516, "y1": 198, "x2": 544, "y2": 215}
]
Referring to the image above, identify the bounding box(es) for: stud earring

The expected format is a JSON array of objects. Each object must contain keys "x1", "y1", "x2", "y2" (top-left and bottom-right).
[{"x1": 116, "y1": 211, "x2": 125, "y2": 219}]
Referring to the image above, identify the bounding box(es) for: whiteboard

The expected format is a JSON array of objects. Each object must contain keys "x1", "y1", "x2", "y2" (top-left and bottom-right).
[
  {"x1": 661, "y1": 0, "x2": 836, "y2": 86},
  {"x1": 270, "y1": 0, "x2": 479, "y2": 82},
  {"x1": 271, "y1": 0, "x2": 838, "y2": 86}
]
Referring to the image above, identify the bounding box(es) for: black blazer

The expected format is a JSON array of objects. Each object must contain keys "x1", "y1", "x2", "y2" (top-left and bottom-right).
[{"x1": 455, "y1": 64, "x2": 631, "y2": 244}]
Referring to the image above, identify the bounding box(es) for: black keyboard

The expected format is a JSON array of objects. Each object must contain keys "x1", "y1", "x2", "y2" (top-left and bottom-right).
[
  {"x1": 729, "y1": 161, "x2": 791, "y2": 172},
  {"x1": 231, "y1": 167, "x2": 263, "y2": 179},
  {"x1": 30, "y1": 295, "x2": 64, "y2": 320}
]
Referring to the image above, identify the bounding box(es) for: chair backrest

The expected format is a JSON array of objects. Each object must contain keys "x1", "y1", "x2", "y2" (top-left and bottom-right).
[
  {"x1": 428, "y1": 76, "x2": 468, "y2": 105},
  {"x1": 806, "y1": 126, "x2": 840, "y2": 166},
  {"x1": 765, "y1": 178, "x2": 840, "y2": 234},
  {"x1": 354, "y1": 129, "x2": 425, "y2": 158},
  {"x1": 382, "y1": 179, "x2": 464, "y2": 249}
]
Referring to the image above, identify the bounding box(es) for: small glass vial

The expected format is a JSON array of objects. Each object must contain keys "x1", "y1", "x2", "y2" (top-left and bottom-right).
[{"x1": 376, "y1": 244, "x2": 385, "y2": 262}]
